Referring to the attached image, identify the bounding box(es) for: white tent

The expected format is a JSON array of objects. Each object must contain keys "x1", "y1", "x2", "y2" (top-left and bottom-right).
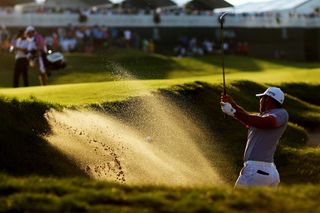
[
  {"x1": 215, "y1": 0, "x2": 320, "y2": 14},
  {"x1": 14, "y1": 0, "x2": 111, "y2": 13}
]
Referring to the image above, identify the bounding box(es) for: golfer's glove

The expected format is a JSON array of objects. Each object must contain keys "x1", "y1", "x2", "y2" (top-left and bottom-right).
[{"x1": 221, "y1": 102, "x2": 236, "y2": 117}]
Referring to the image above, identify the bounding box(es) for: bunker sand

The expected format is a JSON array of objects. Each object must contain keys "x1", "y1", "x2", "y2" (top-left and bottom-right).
[{"x1": 44, "y1": 95, "x2": 223, "y2": 186}]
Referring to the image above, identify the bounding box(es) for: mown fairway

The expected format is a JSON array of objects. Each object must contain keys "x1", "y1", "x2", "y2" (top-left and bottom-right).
[
  {"x1": 0, "y1": 49, "x2": 319, "y2": 212},
  {"x1": 0, "y1": 49, "x2": 320, "y2": 105}
]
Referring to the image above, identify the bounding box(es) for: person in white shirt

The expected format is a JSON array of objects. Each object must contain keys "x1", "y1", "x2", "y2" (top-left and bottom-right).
[{"x1": 13, "y1": 29, "x2": 29, "y2": 87}]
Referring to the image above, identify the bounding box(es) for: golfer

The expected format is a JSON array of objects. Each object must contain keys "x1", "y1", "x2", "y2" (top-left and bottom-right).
[{"x1": 220, "y1": 87, "x2": 288, "y2": 187}]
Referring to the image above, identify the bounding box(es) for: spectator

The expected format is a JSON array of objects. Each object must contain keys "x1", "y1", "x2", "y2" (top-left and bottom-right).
[
  {"x1": 75, "y1": 27, "x2": 85, "y2": 51},
  {"x1": 142, "y1": 38, "x2": 149, "y2": 52},
  {"x1": 148, "y1": 39, "x2": 155, "y2": 53},
  {"x1": 223, "y1": 41, "x2": 230, "y2": 54},
  {"x1": 25, "y1": 26, "x2": 48, "y2": 85},
  {"x1": 242, "y1": 42, "x2": 250, "y2": 55},
  {"x1": 12, "y1": 29, "x2": 29, "y2": 87},
  {"x1": 202, "y1": 39, "x2": 214, "y2": 54},
  {"x1": 0, "y1": 25, "x2": 10, "y2": 51},
  {"x1": 124, "y1": 29, "x2": 132, "y2": 48}
]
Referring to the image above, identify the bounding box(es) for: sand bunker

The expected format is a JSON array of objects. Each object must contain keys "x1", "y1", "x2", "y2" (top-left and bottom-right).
[{"x1": 44, "y1": 77, "x2": 223, "y2": 186}]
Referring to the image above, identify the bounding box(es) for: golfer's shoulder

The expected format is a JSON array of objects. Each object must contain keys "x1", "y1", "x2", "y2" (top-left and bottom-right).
[{"x1": 270, "y1": 108, "x2": 289, "y2": 123}]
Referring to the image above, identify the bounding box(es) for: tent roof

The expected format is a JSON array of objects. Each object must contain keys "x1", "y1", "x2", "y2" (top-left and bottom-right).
[
  {"x1": 186, "y1": 0, "x2": 233, "y2": 10},
  {"x1": 43, "y1": 0, "x2": 88, "y2": 8},
  {"x1": 34, "y1": 0, "x2": 112, "y2": 8},
  {"x1": 230, "y1": 0, "x2": 311, "y2": 13},
  {"x1": 121, "y1": 0, "x2": 177, "y2": 9},
  {"x1": 0, "y1": 0, "x2": 33, "y2": 7},
  {"x1": 81, "y1": 0, "x2": 111, "y2": 6}
]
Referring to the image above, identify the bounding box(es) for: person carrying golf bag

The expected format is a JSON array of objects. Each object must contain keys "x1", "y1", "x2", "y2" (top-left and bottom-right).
[
  {"x1": 220, "y1": 87, "x2": 288, "y2": 187},
  {"x1": 25, "y1": 26, "x2": 48, "y2": 85},
  {"x1": 25, "y1": 26, "x2": 67, "y2": 85}
]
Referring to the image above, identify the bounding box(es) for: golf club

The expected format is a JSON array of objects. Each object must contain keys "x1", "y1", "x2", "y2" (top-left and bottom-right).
[{"x1": 219, "y1": 12, "x2": 228, "y2": 96}]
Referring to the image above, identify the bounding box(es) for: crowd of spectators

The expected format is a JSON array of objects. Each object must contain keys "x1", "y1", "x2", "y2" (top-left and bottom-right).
[
  {"x1": 2, "y1": 23, "x2": 252, "y2": 58},
  {"x1": 174, "y1": 36, "x2": 214, "y2": 57},
  {"x1": 1, "y1": 20, "x2": 255, "y2": 58},
  {"x1": 1, "y1": 25, "x2": 157, "y2": 54},
  {"x1": 174, "y1": 36, "x2": 250, "y2": 57},
  {"x1": 50, "y1": 25, "x2": 157, "y2": 53}
]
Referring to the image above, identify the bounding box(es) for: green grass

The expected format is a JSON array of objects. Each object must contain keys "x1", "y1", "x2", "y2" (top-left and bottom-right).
[
  {"x1": 0, "y1": 78, "x2": 202, "y2": 105},
  {"x1": 0, "y1": 174, "x2": 319, "y2": 212},
  {"x1": 1, "y1": 49, "x2": 320, "y2": 105},
  {"x1": 1, "y1": 49, "x2": 320, "y2": 87}
]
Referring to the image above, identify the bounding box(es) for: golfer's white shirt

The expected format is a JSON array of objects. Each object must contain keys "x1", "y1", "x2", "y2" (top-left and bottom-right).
[
  {"x1": 15, "y1": 38, "x2": 29, "y2": 59},
  {"x1": 244, "y1": 108, "x2": 289, "y2": 162}
]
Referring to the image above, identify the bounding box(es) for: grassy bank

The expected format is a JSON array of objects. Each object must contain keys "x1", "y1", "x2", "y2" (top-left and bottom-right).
[
  {"x1": 0, "y1": 81, "x2": 319, "y2": 182},
  {"x1": 1, "y1": 174, "x2": 319, "y2": 212}
]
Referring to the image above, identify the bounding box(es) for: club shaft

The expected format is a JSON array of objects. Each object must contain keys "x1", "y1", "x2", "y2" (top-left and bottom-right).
[{"x1": 221, "y1": 19, "x2": 226, "y2": 96}]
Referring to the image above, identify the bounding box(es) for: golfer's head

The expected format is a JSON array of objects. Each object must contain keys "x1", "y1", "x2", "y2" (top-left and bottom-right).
[
  {"x1": 25, "y1": 26, "x2": 35, "y2": 37},
  {"x1": 256, "y1": 87, "x2": 284, "y2": 111}
]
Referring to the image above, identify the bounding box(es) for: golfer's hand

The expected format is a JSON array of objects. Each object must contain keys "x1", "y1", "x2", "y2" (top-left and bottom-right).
[
  {"x1": 220, "y1": 102, "x2": 236, "y2": 117},
  {"x1": 220, "y1": 94, "x2": 236, "y2": 105}
]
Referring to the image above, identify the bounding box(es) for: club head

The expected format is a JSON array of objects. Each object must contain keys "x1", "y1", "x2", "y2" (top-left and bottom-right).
[{"x1": 219, "y1": 12, "x2": 229, "y2": 22}]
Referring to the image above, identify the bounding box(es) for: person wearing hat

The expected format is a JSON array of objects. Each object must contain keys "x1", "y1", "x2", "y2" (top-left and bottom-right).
[
  {"x1": 12, "y1": 29, "x2": 29, "y2": 87},
  {"x1": 220, "y1": 87, "x2": 288, "y2": 187},
  {"x1": 25, "y1": 26, "x2": 48, "y2": 86}
]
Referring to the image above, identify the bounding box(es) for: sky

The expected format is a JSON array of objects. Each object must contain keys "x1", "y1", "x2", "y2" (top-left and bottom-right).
[{"x1": 35, "y1": 0, "x2": 270, "y2": 6}]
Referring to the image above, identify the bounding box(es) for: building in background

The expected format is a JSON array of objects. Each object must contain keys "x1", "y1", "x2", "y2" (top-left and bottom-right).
[
  {"x1": 1, "y1": 0, "x2": 320, "y2": 61},
  {"x1": 14, "y1": 0, "x2": 112, "y2": 13}
]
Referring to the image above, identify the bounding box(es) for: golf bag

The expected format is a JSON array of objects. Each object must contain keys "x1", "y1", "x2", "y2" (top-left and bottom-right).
[{"x1": 42, "y1": 50, "x2": 67, "y2": 71}]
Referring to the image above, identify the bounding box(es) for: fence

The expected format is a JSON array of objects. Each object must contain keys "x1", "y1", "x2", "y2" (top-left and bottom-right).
[{"x1": 1, "y1": 13, "x2": 319, "y2": 28}]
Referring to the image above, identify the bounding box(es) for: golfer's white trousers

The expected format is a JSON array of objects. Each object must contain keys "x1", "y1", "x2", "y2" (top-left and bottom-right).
[{"x1": 235, "y1": 161, "x2": 280, "y2": 187}]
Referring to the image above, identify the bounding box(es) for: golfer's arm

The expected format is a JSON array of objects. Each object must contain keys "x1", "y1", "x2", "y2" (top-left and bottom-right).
[{"x1": 233, "y1": 105, "x2": 277, "y2": 129}]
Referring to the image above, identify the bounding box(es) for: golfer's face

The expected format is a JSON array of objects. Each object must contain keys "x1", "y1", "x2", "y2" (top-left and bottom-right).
[
  {"x1": 259, "y1": 96, "x2": 268, "y2": 112},
  {"x1": 26, "y1": 31, "x2": 34, "y2": 38}
]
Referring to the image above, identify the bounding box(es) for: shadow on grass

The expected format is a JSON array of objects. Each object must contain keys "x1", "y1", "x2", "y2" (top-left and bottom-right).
[
  {"x1": 279, "y1": 83, "x2": 320, "y2": 106},
  {"x1": 266, "y1": 59, "x2": 320, "y2": 69},
  {"x1": 0, "y1": 98, "x2": 88, "y2": 178},
  {"x1": 0, "y1": 49, "x2": 188, "y2": 87},
  {"x1": 192, "y1": 54, "x2": 263, "y2": 72},
  {"x1": 195, "y1": 54, "x2": 320, "y2": 72},
  {"x1": 101, "y1": 49, "x2": 187, "y2": 79},
  {"x1": 60, "y1": 49, "x2": 187, "y2": 80}
]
